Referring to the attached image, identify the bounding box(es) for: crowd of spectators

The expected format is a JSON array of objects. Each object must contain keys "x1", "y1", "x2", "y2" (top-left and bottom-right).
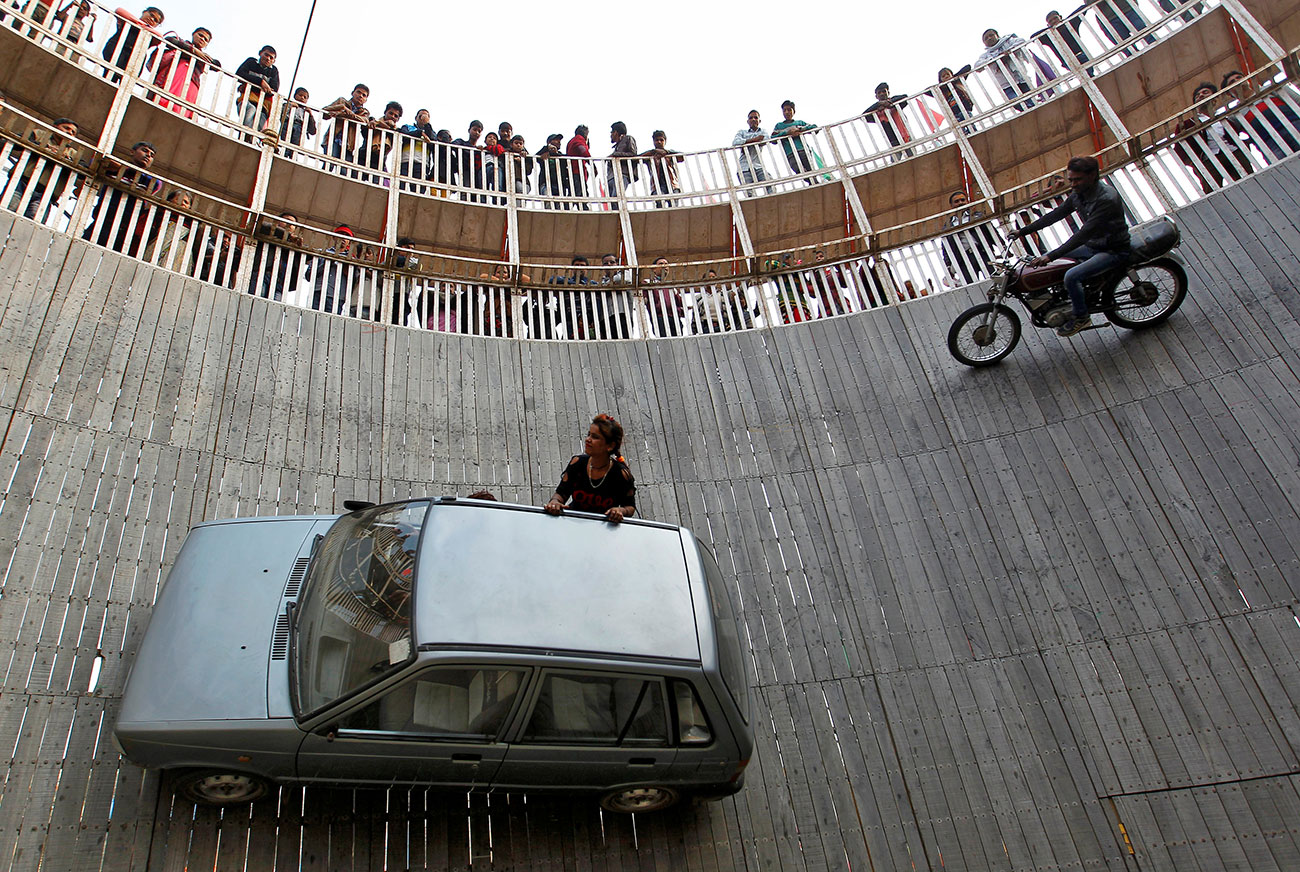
[
  {"x1": 2, "y1": 0, "x2": 1297, "y2": 336},
  {"x1": 6, "y1": 0, "x2": 1221, "y2": 203}
]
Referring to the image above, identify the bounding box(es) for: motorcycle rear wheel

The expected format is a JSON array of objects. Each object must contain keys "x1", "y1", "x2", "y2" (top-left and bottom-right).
[
  {"x1": 948, "y1": 303, "x2": 1022, "y2": 367},
  {"x1": 1104, "y1": 259, "x2": 1188, "y2": 329}
]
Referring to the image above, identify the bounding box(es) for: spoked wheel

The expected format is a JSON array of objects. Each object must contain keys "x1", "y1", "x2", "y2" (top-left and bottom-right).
[
  {"x1": 1104, "y1": 258, "x2": 1188, "y2": 329},
  {"x1": 173, "y1": 769, "x2": 271, "y2": 806},
  {"x1": 947, "y1": 303, "x2": 1022, "y2": 367},
  {"x1": 600, "y1": 786, "x2": 680, "y2": 813}
]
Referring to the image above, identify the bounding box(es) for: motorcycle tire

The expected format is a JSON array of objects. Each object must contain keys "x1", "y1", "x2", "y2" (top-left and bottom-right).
[
  {"x1": 1104, "y1": 258, "x2": 1188, "y2": 329},
  {"x1": 947, "y1": 302, "x2": 1022, "y2": 367}
]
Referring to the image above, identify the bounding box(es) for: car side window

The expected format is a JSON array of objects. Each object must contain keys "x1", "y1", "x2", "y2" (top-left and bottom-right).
[
  {"x1": 339, "y1": 667, "x2": 525, "y2": 739},
  {"x1": 521, "y1": 672, "x2": 668, "y2": 745}
]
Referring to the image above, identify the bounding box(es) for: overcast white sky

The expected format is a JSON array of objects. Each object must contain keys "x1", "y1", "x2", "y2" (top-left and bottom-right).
[{"x1": 141, "y1": 0, "x2": 1063, "y2": 152}]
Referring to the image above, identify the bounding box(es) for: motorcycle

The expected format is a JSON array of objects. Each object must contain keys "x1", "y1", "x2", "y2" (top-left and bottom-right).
[{"x1": 946, "y1": 216, "x2": 1188, "y2": 367}]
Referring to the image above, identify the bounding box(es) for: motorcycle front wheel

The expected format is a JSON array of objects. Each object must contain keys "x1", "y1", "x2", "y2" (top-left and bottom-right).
[
  {"x1": 947, "y1": 303, "x2": 1022, "y2": 367},
  {"x1": 1104, "y1": 259, "x2": 1188, "y2": 329}
]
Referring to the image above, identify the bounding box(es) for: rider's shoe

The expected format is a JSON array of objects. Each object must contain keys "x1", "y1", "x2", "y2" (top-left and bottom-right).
[{"x1": 1056, "y1": 315, "x2": 1093, "y2": 337}]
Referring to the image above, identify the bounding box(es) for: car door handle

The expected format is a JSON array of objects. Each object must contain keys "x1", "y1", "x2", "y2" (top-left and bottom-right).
[
  {"x1": 628, "y1": 758, "x2": 656, "y2": 767},
  {"x1": 452, "y1": 753, "x2": 482, "y2": 763}
]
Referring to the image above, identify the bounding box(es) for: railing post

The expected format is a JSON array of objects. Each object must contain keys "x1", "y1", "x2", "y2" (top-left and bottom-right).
[
  {"x1": 96, "y1": 25, "x2": 155, "y2": 155},
  {"x1": 503, "y1": 154, "x2": 520, "y2": 267},
  {"x1": 934, "y1": 86, "x2": 997, "y2": 201},
  {"x1": 503, "y1": 154, "x2": 524, "y2": 337},
  {"x1": 823, "y1": 130, "x2": 873, "y2": 237},
  {"x1": 232, "y1": 129, "x2": 279, "y2": 296},
  {"x1": 720, "y1": 149, "x2": 757, "y2": 270},
  {"x1": 385, "y1": 139, "x2": 400, "y2": 249}
]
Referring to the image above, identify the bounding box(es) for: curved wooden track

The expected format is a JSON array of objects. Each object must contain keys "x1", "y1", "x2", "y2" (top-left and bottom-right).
[{"x1": 1, "y1": 156, "x2": 1300, "y2": 870}]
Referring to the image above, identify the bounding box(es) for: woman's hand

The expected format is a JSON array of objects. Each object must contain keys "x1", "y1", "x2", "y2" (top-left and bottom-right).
[
  {"x1": 544, "y1": 498, "x2": 565, "y2": 515},
  {"x1": 605, "y1": 507, "x2": 626, "y2": 523}
]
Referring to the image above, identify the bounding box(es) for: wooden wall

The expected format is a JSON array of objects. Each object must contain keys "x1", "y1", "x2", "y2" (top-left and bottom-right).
[{"x1": 2, "y1": 159, "x2": 1300, "y2": 870}]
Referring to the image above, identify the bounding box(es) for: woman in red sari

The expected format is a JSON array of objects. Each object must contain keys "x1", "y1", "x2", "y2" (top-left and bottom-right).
[{"x1": 154, "y1": 27, "x2": 219, "y2": 118}]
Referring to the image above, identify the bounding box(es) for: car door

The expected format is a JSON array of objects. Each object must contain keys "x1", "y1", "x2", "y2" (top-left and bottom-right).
[
  {"x1": 296, "y1": 666, "x2": 527, "y2": 788},
  {"x1": 491, "y1": 669, "x2": 677, "y2": 790}
]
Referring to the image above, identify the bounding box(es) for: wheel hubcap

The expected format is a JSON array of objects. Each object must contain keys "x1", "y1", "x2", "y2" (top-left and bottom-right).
[
  {"x1": 1131, "y1": 281, "x2": 1158, "y2": 306},
  {"x1": 195, "y1": 774, "x2": 262, "y2": 802},
  {"x1": 972, "y1": 324, "x2": 997, "y2": 346},
  {"x1": 610, "y1": 788, "x2": 672, "y2": 812}
]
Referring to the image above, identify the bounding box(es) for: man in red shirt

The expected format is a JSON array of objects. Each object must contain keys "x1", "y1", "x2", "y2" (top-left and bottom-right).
[{"x1": 564, "y1": 124, "x2": 590, "y2": 210}]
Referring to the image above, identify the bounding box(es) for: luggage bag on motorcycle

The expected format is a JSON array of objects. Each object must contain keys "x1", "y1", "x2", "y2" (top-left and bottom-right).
[{"x1": 1129, "y1": 217, "x2": 1180, "y2": 261}]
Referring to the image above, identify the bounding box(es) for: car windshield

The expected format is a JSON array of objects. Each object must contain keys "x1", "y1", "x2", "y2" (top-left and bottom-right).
[{"x1": 293, "y1": 501, "x2": 430, "y2": 718}]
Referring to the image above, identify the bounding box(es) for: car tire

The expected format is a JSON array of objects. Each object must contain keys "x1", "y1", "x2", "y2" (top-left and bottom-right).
[
  {"x1": 599, "y1": 786, "x2": 680, "y2": 814},
  {"x1": 173, "y1": 769, "x2": 271, "y2": 805}
]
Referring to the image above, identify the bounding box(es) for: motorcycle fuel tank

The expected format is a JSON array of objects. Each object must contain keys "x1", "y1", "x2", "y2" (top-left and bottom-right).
[{"x1": 1017, "y1": 259, "x2": 1073, "y2": 292}]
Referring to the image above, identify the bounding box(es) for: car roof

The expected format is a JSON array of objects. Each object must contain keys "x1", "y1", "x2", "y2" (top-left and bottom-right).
[{"x1": 414, "y1": 501, "x2": 702, "y2": 663}]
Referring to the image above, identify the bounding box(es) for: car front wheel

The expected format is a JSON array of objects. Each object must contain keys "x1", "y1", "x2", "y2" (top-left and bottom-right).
[{"x1": 173, "y1": 769, "x2": 271, "y2": 805}]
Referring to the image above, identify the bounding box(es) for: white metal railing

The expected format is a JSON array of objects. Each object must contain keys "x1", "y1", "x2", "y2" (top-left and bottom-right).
[{"x1": 2, "y1": 0, "x2": 1296, "y2": 340}]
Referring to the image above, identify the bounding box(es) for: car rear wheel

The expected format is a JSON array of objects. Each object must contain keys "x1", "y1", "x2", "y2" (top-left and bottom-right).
[
  {"x1": 599, "y1": 786, "x2": 680, "y2": 813},
  {"x1": 174, "y1": 769, "x2": 271, "y2": 805}
]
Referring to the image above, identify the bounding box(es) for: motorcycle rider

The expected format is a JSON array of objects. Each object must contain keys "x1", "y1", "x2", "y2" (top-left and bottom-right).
[{"x1": 1009, "y1": 155, "x2": 1131, "y2": 337}]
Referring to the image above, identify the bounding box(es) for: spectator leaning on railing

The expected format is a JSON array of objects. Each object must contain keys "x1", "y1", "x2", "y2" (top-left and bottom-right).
[
  {"x1": 1173, "y1": 81, "x2": 1254, "y2": 194},
  {"x1": 639, "y1": 130, "x2": 684, "y2": 208},
  {"x1": 154, "y1": 27, "x2": 219, "y2": 118},
  {"x1": 507, "y1": 135, "x2": 532, "y2": 195},
  {"x1": 308, "y1": 224, "x2": 357, "y2": 315},
  {"x1": 1042, "y1": 9, "x2": 1089, "y2": 69},
  {"x1": 863, "y1": 83, "x2": 912, "y2": 157},
  {"x1": 564, "y1": 125, "x2": 590, "y2": 207},
  {"x1": 234, "y1": 44, "x2": 279, "y2": 132},
  {"x1": 101, "y1": 5, "x2": 163, "y2": 82},
  {"x1": 279, "y1": 87, "x2": 316, "y2": 155},
  {"x1": 140, "y1": 188, "x2": 192, "y2": 272},
  {"x1": 976, "y1": 28, "x2": 1036, "y2": 111},
  {"x1": 452, "y1": 121, "x2": 484, "y2": 200},
  {"x1": 481, "y1": 131, "x2": 504, "y2": 202},
  {"x1": 1221, "y1": 70, "x2": 1300, "y2": 163},
  {"x1": 643, "y1": 257, "x2": 683, "y2": 337},
  {"x1": 51, "y1": 0, "x2": 96, "y2": 50},
  {"x1": 598, "y1": 253, "x2": 632, "y2": 338},
  {"x1": 365, "y1": 101, "x2": 402, "y2": 178},
  {"x1": 249, "y1": 212, "x2": 304, "y2": 301},
  {"x1": 83, "y1": 139, "x2": 160, "y2": 255},
  {"x1": 397, "y1": 109, "x2": 435, "y2": 186},
  {"x1": 732, "y1": 110, "x2": 770, "y2": 194},
  {"x1": 937, "y1": 66, "x2": 975, "y2": 127},
  {"x1": 607, "y1": 121, "x2": 638, "y2": 206},
  {"x1": 1095, "y1": 0, "x2": 1150, "y2": 49},
  {"x1": 771, "y1": 100, "x2": 818, "y2": 180},
  {"x1": 535, "y1": 133, "x2": 564, "y2": 203},
  {"x1": 322, "y1": 84, "x2": 371, "y2": 166},
  {"x1": 5, "y1": 116, "x2": 81, "y2": 223},
  {"x1": 543, "y1": 256, "x2": 590, "y2": 339},
  {"x1": 941, "y1": 190, "x2": 1002, "y2": 286}
]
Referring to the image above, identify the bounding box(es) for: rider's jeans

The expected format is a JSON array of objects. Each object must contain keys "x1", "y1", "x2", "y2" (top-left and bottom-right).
[{"x1": 1060, "y1": 245, "x2": 1130, "y2": 317}]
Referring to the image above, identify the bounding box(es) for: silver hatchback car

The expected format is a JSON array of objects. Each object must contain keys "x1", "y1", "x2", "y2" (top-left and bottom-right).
[{"x1": 113, "y1": 497, "x2": 753, "y2": 813}]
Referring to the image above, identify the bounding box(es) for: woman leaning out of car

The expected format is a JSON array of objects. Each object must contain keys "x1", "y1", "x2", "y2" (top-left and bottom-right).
[{"x1": 543, "y1": 414, "x2": 636, "y2": 523}]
